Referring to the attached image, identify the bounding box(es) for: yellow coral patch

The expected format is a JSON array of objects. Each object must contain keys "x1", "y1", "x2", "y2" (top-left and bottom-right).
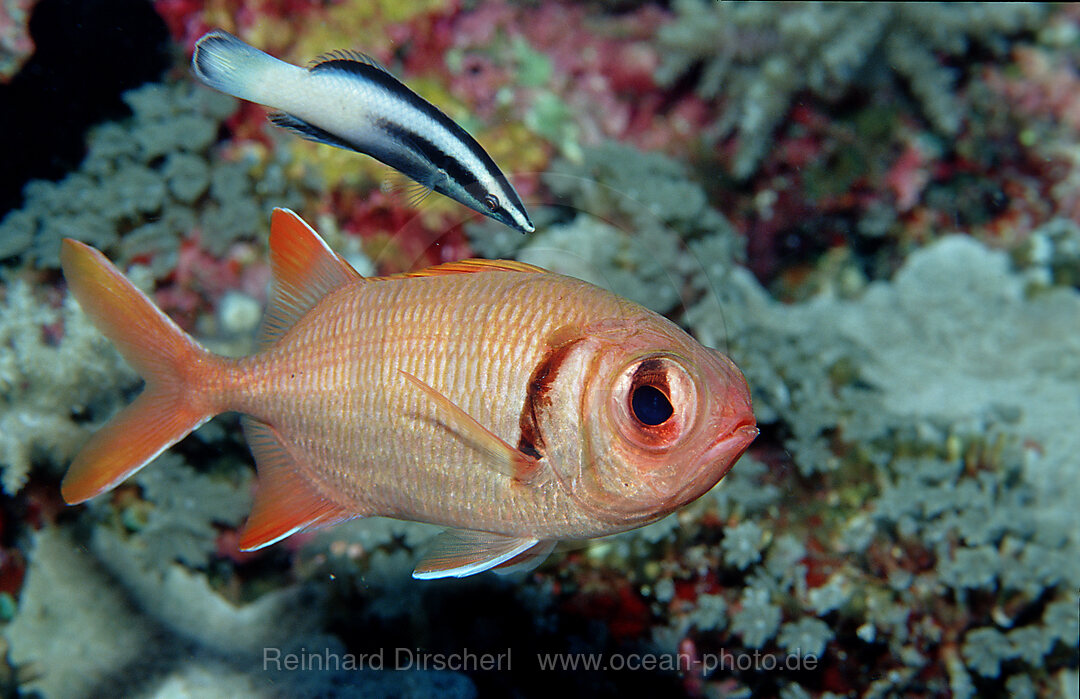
[{"x1": 289, "y1": 0, "x2": 452, "y2": 64}]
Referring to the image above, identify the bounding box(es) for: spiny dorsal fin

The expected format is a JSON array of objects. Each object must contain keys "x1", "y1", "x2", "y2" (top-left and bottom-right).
[
  {"x1": 239, "y1": 418, "x2": 356, "y2": 550},
  {"x1": 258, "y1": 208, "x2": 361, "y2": 350},
  {"x1": 371, "y1": 258, "x2": 548, "y2": 282},
  {"x1": 309, "y1": 49, "x2": 391, "y2": 74}
]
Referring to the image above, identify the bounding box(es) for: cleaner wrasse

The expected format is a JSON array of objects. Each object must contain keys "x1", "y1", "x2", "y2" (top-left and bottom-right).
[{"x1": 192, "y1": 30, "x2": 534, "y2": 234}]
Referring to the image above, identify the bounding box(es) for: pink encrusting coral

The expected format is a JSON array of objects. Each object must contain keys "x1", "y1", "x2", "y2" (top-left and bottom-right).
[
  {"x1": 445, "y1": 1, "x2": 713, "y2": 153},
  {"x1": 0, "y1": 0, "x2": 37, "y2": 82}
]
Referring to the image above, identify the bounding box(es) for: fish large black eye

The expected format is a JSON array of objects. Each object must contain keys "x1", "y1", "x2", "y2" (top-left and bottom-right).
[
  {"x1": 631, "y1": 385, "x2": 673, "y2": 426},
  {"x1": 484, "y1": 194, "x2": 499, "y2": 212}
]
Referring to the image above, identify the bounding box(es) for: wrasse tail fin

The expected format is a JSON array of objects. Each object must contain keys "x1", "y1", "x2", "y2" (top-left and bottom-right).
[
  {"x1": 398, "y1": 369, "x2": 540, "y2": 482},
  {"x1": 238, "y1": 419, "x2": 355, "y2": 550},
  {"x1": 58, "y1": 239, "x2": 221, "y2": 504},
  {"x1": 258, "y1": 208, "x2": 361, "y2": 349},
  {"x1": 412, "y1": 529, "x2": 540, "y2": 579},
  {"x1": 192, "y1": 30, "x2": 289, "y2": 106}
]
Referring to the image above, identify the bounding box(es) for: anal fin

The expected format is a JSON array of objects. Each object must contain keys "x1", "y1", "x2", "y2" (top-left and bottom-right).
[
  {"x1": 412, "y1": 529, "x2": 539, "y2": 579},
  {"x1": 268, "y1": 112, "x2": 362, "y2": 153},
  {"x1": 239, "y1": 418, "x2": 355, "y2": 550}
]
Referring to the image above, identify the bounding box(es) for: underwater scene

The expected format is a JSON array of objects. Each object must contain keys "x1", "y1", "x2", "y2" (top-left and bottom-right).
[{"x1": 1, "y1": 1, "x2": 1078, "y2": 697}]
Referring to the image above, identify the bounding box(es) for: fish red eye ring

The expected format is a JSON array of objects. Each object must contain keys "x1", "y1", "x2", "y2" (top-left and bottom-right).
[{"x1": 612, "y1": 354, "x2": 698, "y2": 451}]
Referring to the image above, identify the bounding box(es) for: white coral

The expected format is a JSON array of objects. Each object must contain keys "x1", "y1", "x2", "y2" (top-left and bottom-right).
[{"x1": 0, "y1": 280, "x2": 135, "y2": 494}]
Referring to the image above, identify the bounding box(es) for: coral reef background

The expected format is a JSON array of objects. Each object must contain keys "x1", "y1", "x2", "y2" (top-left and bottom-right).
[{"x1": 0, "y1": 1, "x2": 1077, "y2": 697}]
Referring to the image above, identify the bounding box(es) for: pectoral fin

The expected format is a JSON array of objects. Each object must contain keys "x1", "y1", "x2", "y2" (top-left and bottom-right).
[
  {"x1": 383, "y1": 172, "x2": 434, "y2": 210},
  {"x1": 412, "y1": 529, "x2": 540, "y2": 579},
  {"x1": 398, "y1": 369, "x2": 540, "y2": 482},
  {"x1": 492, "y1": 540, "x2": 556, "y2": 576}
]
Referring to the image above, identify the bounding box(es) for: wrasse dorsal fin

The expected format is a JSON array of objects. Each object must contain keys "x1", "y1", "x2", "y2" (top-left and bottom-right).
[
  {"x1": 412, "y1": 529, "x2": 540, "y2": 579},
  {"x1": 371, "y1": 258, "x2": 548, "y2": 281},
  {"x1": 238, "y1": 418, "x2": 356, "y2": 551},
  {"x1": 258, "y1": 208, "x2": 361, "y2": 350},
  {"x1": 398, "y1": 369, "x2": 541, "y2": 482},
  {"x1": 308, "y1": 49, "x2": 391, "y2": 74}
]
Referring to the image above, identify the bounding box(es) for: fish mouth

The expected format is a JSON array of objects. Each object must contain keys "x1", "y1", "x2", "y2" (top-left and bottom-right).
[
  {"x1": 656, "y1": 420, "x2": 758, "y2": 509},
  {"x1": 703, "y1": 421, "x2": 759, "y2": 469}
]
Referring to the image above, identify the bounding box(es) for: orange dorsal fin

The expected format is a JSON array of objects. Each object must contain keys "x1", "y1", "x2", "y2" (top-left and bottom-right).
[
  {"x1": 398, "y1": 369, "x2": 541, "y2": 482},
  {"x1": 257, "y1": 208, "x2": 362, "y2": 350},
  {"x1": 370, "y1": 258, "x2": 547, "y2": 281},
  {"x1": 238, "y1": 418, "x2": 356, "y2": 550}
]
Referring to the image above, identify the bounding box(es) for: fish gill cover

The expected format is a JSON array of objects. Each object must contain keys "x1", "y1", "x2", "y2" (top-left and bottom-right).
[{"x1": 0, "y1": 1, "x2": 1078, "y2": 698}]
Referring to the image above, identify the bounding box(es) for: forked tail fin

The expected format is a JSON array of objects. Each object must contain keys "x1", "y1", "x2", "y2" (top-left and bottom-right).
[{"x1": 59, "y1": 239, "x2": 228, "y2": 503}]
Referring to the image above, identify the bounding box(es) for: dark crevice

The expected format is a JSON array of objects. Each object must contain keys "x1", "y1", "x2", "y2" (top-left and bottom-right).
[{"x1": 0, "y1": 0, "x2": 171, "y2": 217}]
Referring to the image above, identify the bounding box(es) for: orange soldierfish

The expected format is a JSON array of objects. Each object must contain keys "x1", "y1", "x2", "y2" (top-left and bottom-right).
[{"x1": 59, "y1": 209, "x2": 757, "y2": 579}]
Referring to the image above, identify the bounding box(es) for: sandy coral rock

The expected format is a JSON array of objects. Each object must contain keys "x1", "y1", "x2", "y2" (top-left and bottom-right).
[{"x1": 89, "y1": 526, "x2": 326, "y2": 659}]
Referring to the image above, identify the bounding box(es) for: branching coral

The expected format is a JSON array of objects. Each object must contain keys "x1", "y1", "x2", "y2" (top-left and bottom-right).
[
  {"x1": 0, "y1": 79, "x2": 307, "y2": 276},
  {"x1": 96, "y1": 452, "x2": 253, "y2": 571},
  {"x1": 0, "y1": 280, "x2": 135, "y2": 495},
  {"x1": 469, "y1": 140, "x2": 743, "y2": 317},
  {"x1": 657, "y1": 1, "x2": 1047, "y2": 178},
  {"x1": 589, "y1": 232, "x2": 1080, "y2": 696},
  {"x1": 670, "y1": 235, "x2": 1080, "y2": 694}
]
